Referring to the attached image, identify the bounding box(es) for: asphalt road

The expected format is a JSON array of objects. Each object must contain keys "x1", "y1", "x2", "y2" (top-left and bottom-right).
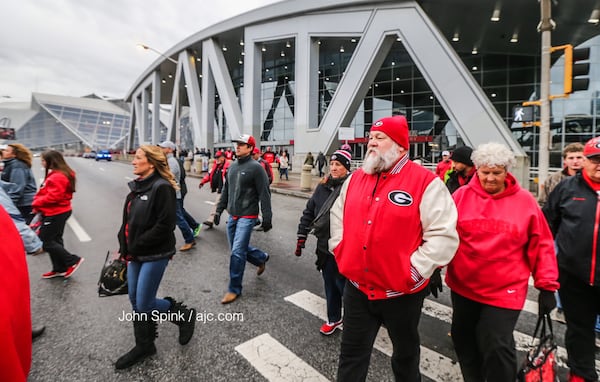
[{"x1": 25, "y1": 157, "x2": 598, "y2": 382}]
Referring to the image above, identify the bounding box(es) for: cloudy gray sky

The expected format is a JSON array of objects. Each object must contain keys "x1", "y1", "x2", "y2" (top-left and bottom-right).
[{"x1": 0, "y1": 0, "x2": 279, "y2": 102}]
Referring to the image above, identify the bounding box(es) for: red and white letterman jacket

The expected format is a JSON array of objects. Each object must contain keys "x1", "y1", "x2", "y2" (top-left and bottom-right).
[{"x1": 329, "y1": 154, "x2": 459, "y2": 300}]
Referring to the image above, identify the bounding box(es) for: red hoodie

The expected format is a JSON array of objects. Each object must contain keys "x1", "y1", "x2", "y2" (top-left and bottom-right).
[
  {"x1": 32, "y1": 170, "x2": 74, "y2": 216},
  {"x1": 0, "y1": 206, "x2": 31, "y2": 381},
  {"x1": 445, "y1": 172, "x2": 559, "y2": 310}
]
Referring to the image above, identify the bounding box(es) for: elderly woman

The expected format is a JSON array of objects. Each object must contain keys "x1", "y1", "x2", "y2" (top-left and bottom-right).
[
  {"x1": 445, "y1": 142, "x2": 559, "y2": 382},
  {"x1": 295, "y1": 149, "x2": 351, "y2": 335}
]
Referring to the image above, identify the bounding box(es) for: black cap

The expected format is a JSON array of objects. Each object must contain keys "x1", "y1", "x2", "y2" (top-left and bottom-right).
[{"x1": 451, "y1": 146, "x2": 473, "y2": 166}]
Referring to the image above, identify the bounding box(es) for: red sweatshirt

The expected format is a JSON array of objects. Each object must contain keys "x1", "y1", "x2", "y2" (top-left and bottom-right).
[{"x1": 446, "y1": 173, "x2": 559, "y2": 310}]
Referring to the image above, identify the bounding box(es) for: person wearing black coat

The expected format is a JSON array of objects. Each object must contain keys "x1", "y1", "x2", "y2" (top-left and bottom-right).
[{"x1": 295, "y1": 149, "x2": 351, "y2": 335}]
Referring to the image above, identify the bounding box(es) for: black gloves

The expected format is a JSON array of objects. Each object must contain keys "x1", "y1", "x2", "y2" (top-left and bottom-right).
[
  {"x1": 429, "y1": 268, "x2": 443, "y2": 298},
  {"x1": 538, "y1": 290, "x2": 557, "y2": 316},
  {"x1": 261, "y1": 221, "x2": 272, "y2": 232},
  {"x1": 213, "y1": 214, "x2": 221, "y2": 226},
  {"x1": 295, "y1": 238, "x2": 306, "y2": 256}
]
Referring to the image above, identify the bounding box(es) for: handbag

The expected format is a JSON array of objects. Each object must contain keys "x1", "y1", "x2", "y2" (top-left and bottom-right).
[
  {"x1": 98, "y1": 250, "x2": 128, "y2": 297},
  {"x1": 517, "y1": 314, "x2": 559, "y2": 382},
  {"x1": 29, "y1": 212, "x2": 43, "y2": 236}
]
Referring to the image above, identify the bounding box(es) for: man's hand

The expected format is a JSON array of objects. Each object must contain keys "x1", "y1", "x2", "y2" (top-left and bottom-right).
[
  {"x1": 295, "y1": 238, "x2": 306, "y2": 256},
  {"x1": 429, "y1": 268, "x2": 443, "y2": 298},
  {"x1": 538, "y1": 290, "x2": 557, "y2": 316},
  {"x1": 213, "y1": 214, "x2": 221, "y2": 226},
  {"x1": 261, "y1": 221, "x2": 272, "y2": 232}
]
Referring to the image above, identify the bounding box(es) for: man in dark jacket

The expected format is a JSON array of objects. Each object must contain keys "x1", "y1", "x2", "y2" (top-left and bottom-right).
[
  {"x1": 444, "y1": 146, "x2": 475, "y2": 194},
  {"x1": 543, "y1": 136, "x2": 600, "y2": 382},
  {"x1": 215, "y1": 134, "x2": 272, "y2": 304}
]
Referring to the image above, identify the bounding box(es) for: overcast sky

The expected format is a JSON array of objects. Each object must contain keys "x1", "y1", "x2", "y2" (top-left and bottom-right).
[{"x1": 0, "y1": 0, "x2": 279, "y2": 102}]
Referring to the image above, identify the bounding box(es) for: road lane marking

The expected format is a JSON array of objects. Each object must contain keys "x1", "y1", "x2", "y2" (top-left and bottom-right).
[
  {"x1": 235, "y1": 333, "x2": 329, "y2": 382},
  {"x1": 205, "y1": 201, "x2": 215, "y2": 205},
  {"x1": 99, "y1": 167, "x2": 105, "y2": 171},
  {"x1": 67, "y1": 216, "x2": 91, "y2": 242},
  {"x1": 284, "y1": 290, "x2": 462, "y2": 381}
]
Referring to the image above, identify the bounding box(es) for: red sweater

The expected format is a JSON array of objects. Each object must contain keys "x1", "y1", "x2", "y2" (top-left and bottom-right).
[
  {"x1": 0, "y1": 206, "x2": 31, "y2": 381},
  {"x1": 32, "y1": 170, "x2": 74, "y2": 216},
  {"x1": 446, "y1": 173, "x2": 559, "y2": 310}
]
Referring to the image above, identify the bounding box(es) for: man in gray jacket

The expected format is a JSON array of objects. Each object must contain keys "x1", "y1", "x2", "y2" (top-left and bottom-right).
[{"x1": 214, "y1": 134, "x2": 272, "y2": 304}]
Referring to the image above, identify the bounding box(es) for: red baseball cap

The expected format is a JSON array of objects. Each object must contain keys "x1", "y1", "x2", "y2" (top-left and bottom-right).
[
  {"x1": 252, "y1": 147, "x2": 261, "y2": 155},
  {"x1": 584, "y1": 137, "x2": 600, "y2": 158},
  {"x1": 232, "y1": 134, "x2": 256, "y2": 147}
]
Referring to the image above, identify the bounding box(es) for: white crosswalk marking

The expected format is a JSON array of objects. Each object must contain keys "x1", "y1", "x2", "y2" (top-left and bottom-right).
[
  {"x1": 67, "y1": 216, "x2": 91, "y2": 242},
  {"x1": 235, "y1": 333, "x2": 329, "y2": 382},
  {"x1": 285, "y1": 290, "x2": 463, "y2": 381}
]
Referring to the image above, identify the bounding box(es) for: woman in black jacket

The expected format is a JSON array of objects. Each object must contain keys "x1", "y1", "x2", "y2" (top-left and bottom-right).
[
  {"x1": 295, "y1": 149, "x2": 351, "y2": 335},
  {"x1": 115, "y1": 145, "x2": 197, "y2": 370}
]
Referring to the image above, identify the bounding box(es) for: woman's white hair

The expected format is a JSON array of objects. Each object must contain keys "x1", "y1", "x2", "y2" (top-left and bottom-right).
[{"x1": 471, "y1": 142, "x2": 516, "y2": 171}]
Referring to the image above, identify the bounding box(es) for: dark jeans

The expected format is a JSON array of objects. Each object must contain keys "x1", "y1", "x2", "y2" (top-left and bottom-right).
[
  {"x1": 558, "y1": 269, "x2": 600, "y2": 381},
  {"x1": 450, "y1": 291, "x2": 521, "y2": 382},
  {"x1": 127, "y1": 258, "x2": 170, "y2": 313},
  {"x1": 38, "y1": 211, "x2": 80, "y2": 272},
  {"x1": 321, "y1": 254, "x2": 345, "y2": 323},
  {"x1": 175, "y1": 199, "x2": 194, "y2": 244},
  {"x1": 337, "y1": 282, "x2": 426, "y2": 382},
  {"x1": 181, "y1": 195, "x2": 199, "y2": 230}
]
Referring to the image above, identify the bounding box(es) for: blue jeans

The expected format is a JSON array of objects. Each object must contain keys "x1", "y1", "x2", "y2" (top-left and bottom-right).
[
  {"x1": 321, "y1": 254, "x2": 345, "y2": 323},
  {"x1": 226, "y1": 216, "x2": 268, "y2": 295},
  {"x1": 176, "y1": 199, "x2": 194, "y2": 244},
  {"x1": 127, "y1": 258, "x2": 170, "y2": 313}
]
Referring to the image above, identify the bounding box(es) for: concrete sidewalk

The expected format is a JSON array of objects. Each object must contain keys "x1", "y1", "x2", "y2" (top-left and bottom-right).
[{"x1": 187, "y1": 168, "x2": 321, "y2": 199}]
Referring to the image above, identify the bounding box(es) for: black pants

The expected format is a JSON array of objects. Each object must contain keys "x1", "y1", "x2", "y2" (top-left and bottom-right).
[
  {"x1": 38, "y1": 211, "x2": 80, "y2": 272},
  {"x1": 450, "y1": 291, "x2": 521, "y2": 382},
  {"x1": 337, "y1": 282, "x2": 426, "y2": 382},
  {"x1": 559, "y1": 269, "x2": 600, "y2": 381},
  {"x1": 18, "y1": 205, "x2": 33, "y2": 224}
]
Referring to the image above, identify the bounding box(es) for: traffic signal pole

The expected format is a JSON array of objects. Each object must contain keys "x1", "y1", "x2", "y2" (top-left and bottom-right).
[{"x1": 538, "y1": 0, "x2": 553, "y2": 196}]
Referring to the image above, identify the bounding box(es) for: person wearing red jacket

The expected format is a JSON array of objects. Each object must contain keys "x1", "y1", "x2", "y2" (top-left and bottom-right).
[
  {"x1": 446, "y1": 142, "x2": 559, "y2": 382},
  {"x1": 435, "y1": 150, "x2": 452, "y2": 180},
  {"x1": 330, "y1": 116, "x2": 459, "y2": 381},
  {"x1": 199, "y1": 151, "x2": 230, "y2": 229},
  {"x1": 0, "y1": 205, "x2": 31, "y2": 382},
  {"x1": 32, "y1": 150, "x2": 84, "y2": 279}
]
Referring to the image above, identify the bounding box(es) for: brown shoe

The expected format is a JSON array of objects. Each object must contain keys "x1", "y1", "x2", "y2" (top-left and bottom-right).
[
  {"x1": 221, "y1": 292, "x2": 238, "y2": 304},
  {"x1": 180, "y1": 242, "x2": 196, "y2": 252},
  {"x1": 257, "y1": 253, "x2": 269, "y2": 276}
]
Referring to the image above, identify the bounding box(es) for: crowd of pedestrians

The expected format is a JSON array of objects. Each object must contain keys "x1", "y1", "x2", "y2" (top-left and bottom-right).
[{"x1": 3, "y1": 117, "x2": 600, "y2": 381}]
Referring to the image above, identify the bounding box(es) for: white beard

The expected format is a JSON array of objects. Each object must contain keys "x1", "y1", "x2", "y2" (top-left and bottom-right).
[{"x1": 362, "y1": 144, "x2": 402, "y2": 174}]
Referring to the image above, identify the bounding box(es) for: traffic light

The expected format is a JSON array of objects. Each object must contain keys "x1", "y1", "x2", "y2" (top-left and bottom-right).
[{"x1": 563, "y1": 44, "x2": 590, "y2": 94}]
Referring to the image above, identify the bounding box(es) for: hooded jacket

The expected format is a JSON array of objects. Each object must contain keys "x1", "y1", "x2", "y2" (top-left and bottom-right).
[
  {"x1": 446, "y1": 173, "x2": 559, "y2": 310},
  {"x1": 543, "y1": 171, "x2": 600, "y2": 286},
  {"x1": 330, "y1": 155, "x2": 459, "y2": 300},
  {"x1": 118, "y1": 172, "x2": 176, "y2": 261},
  {"x1": 1, "y1": 158, "x2": 37, "y2": 208},
  {"x1": 31, "y1": 170, "x2": 74, "y2": 217}
]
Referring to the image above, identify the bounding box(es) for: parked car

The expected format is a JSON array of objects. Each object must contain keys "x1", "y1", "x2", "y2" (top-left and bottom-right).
[
  {"x1": 82, "y1": 151, "x2": 96, "y2": 159},
  {"x1": 95, "y1": 150, "x2": 112, "y2": 161}
]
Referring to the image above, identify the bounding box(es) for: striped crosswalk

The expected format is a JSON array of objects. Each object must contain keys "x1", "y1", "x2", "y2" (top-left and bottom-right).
[{"x1": 234, "y1": 289, "x2": 599, "y2": 381}]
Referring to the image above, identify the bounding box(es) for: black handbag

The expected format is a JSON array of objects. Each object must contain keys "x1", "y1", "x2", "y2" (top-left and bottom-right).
[
  {"x1": 517, "y1": 314, "x2": 559, "y2": 382},
  {"x1": 98, "y1": 250, "x2": 128, "y2": 297}
]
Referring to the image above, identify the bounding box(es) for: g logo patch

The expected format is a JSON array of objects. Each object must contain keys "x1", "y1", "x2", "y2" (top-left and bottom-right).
[{"x1": 389, "y1": 191, "x2": 413, "y2": 206}]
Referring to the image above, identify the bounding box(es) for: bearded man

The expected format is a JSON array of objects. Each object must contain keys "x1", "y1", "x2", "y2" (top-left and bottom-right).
[{"x1": 329, "y1": 115, "x2": 459, "y2": 382}]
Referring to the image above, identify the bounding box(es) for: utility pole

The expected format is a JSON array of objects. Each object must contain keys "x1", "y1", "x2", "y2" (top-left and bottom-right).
[{"x1": 537, "y1": 0, "x2": 554, "y2": 196}]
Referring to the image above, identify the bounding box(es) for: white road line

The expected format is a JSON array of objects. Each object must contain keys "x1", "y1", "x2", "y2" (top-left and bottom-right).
[
  {"x1": 235, "y1": 333, "x2": 329, "y2": 382},
  {"x1": 205, "y1": 201, "x2": 216, "y2": 205},
  {"x1": 285, "y1": 290, "x2": 463, "y2": 382},
  {"x1": 67, "y1": 216, "x2": 91, "y2": 242}
]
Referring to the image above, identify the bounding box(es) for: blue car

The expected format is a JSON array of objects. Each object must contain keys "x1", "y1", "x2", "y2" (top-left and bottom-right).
[{"x1": 95, "y1": 150, "x2": 112, "y2": 161}]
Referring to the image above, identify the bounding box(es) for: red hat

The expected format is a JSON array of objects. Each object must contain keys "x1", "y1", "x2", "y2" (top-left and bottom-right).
[
  {"x1": 215, "y1": 150, "x2": 224, "y2": 158},
  {"x1": 370, "y1": 116, "x2": 409, "y2": 149},
  {"x1": 252, "y1": 147, "x2": 261, "y2": 155},
  {"x1": 584, "y1": 137, "x2": 600, "y2": 157},
  {"x1": 232, "y1": 134, "x2": 256, "y2": 148}
]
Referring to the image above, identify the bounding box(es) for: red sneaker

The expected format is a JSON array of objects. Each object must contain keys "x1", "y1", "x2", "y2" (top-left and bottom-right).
[
  {"x1": 64, "y1": 258, "x2": 84, "y2": 279},
  {"x1": 42, "y1": 271, "x2": 66, "y2": 279},
  {"x1": 320, "y1": 320, "x2": 343, "y2": 335},
  {"x1": 568, "y1": 373, "x2": 586, "y2": 382}
]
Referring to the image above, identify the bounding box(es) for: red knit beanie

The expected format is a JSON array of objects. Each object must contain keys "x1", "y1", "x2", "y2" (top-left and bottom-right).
[{"x1": 370, "y1": 116, "x2": 409, "y2": 149}]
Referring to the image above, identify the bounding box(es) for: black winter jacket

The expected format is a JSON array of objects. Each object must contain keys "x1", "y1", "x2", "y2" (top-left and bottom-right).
[
  {"x1": 297, "y1": 175, "x2": 348, "y2": 269},
  {"x1": 543, "y1": 172, "x2": 600, "y2": 286},
  {"x1": 118, "y1": 172, "x2": 176, "y2": 261},
  {"x1": 216, "y1": 155, "x2": 272, "y2": 224}
]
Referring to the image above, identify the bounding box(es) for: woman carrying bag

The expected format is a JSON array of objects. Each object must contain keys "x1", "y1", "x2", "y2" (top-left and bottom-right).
[{"x1": 115, "y1": 145, "x2": 197, "y2": 370}]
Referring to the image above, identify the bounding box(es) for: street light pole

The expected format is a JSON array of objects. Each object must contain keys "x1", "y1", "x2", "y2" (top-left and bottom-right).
[
  {"x1": 538, "y1": 0, "x2": 554, "y2": 196},
  {"x1": 137, "y1": 44, "x2": 178, "y2": 65}
]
